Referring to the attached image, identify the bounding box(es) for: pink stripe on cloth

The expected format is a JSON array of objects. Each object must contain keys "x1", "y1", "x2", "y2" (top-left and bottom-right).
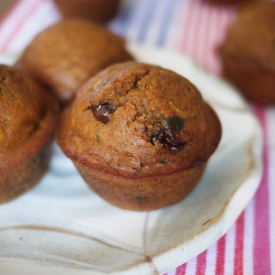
[
  {"x1": 190, "y1": 0, "x2": 208, "y2": 64},
  {"x1": 215, "y1": 234, "x2": 226, "y2": 275},
  {"x1": 253, "y1": 107, "x2": 271, "y2": 275},
  {"x1": 175, "y1": 0, "x2": 236, "y2": 74},
  {"x1": 201, "y1": 5, "x2": 235, "y2": 74},
  {"x1": 195, "y1": 250, "x2": 207, "y2": 275},
  {"x1": 176, "y1": 263, "x2": 187, "y2": 275},
  {"x1": 234, "y1": 212, "x2": 244, "y2": 275},
  {"x1": 0, "y1": 0, "x2": 46, "y2": 52},
  {"x1": 173, "y1": 0, "x2": 192, "y2": 53},
  {"x1": 179, "y1": 0, "x2": 199, "y2": 57},
  {"x1": 200, "y1": 4, "x2": 216, "y2": 72}
]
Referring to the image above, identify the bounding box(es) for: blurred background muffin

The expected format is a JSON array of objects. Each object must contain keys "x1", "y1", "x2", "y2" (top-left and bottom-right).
[
  {"x1": 219, "y1": 0, "x2": 275, "y2": 105},
  {"x1": 16, "y1": 19, "x2": 133, "y2": 106},
  {"x1": 0, "y1": 65, "x2": 59, "y2": 203},
  {"x1": 56, "y1": 61, "x2": 222, "y2": 211},
  {"x1": 204, "y1": 0, "x2": 253, "y2": 5},
  {"x1": 53, "y1": 0, "x2": 121, "y2": 24}
]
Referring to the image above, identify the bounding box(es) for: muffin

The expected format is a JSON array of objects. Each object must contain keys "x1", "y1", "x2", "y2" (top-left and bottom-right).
[
  {"x1": 56, "y1": 62, "x2": 222, "y2": 211},
  {"x1": 16, "y1": 19, "x2": 133, "y2": 106},
  {"x1": 204, "y1": 0, "x2": 249, "y2": 5},
  {"x1": 0, "y1": 65, "x2": 59, "y2": 203},
  {"x1": 53, "y1": 0, "x2": 121, "y2": 24},
  {"x1": 219, "y1": 1, "x2": 275, "y2": 105}
]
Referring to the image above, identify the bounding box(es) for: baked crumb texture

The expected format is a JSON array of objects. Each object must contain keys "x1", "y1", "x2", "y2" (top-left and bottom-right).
[
  {"x1": 56, "y1": 62, "x2": 221, "y2": 211},
  {"x1": 0, "y1": 65, "x2": 59, "y2": 203},
  {"x1": 16, "y1": 19, "x2": 133, "y2": 106}
]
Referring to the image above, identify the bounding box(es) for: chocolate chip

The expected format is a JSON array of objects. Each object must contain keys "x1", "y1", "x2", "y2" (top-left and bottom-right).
[
  {"x1": 150, "y1": 128, "x2": 186, "y2": 152},
  {"x1": 164, "y1": 116, "x2": 184, "y2": 131},
  {"x1": 91, "y1": 102, "x2": 117, "y2": 124}
]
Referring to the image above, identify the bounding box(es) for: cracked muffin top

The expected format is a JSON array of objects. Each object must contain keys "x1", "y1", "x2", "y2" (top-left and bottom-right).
[
  {"x1": 0, "y1": 65, "x2": 59, "y2": 173},
  {"x1": 16, "y1": 19, "x2": 133, "y2": 105},
  {"x1": 56, "y1": 62, "x2": 221, "y2": 177}
]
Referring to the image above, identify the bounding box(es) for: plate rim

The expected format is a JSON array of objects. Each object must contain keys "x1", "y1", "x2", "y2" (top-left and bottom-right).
[{"x1": 0, "y1": 44, "x2": 263, "y2": 275}]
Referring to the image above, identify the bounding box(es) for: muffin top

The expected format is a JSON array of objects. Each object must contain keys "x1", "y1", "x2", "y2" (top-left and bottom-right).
[
  {"x1": 0, "y1": 65, "x2": 59, "y2": 172},
  {"x1": 56, "y1": 62, "x2": 221, "y2": 177},
  {"x1": 220, "y1": 1, "x2": 275, "y2": 72},
  {"x1": 16, "y1": 19, "x2": 133, "y2": 105}
]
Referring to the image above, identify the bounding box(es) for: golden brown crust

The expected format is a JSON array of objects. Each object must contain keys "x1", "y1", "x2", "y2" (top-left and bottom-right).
[
  {"x1": 73, "y1": 102, "x2": 220, "y2": 211},
  {"x1": 0, "y1": 65, "x2": 60, "y2": 202},
  {"x1": 53, "y1": 0, "x2": 120, "y2": 24},
  {"x1": 57, "y1": 62, "x2": 221, "y2": 175},
  {"x1": 0, "y1": 65, "x2": 45, "y2": 155},
  {"x1": 0, "y1": 140, "x2": 52, "y2": 203},
  {"x1": 75, "y1": 158, "x2": 206, "y2": 211},
  {"x1": 219, "y1": 1, "x2": 275, "y2": 105},
  {"x1": 0, "y1": 65, "x2": 59, "y2": 173},
  {"x1": 56, "y1": 61, "x2": 221, "y2": 210},
  {"x1": 16, "y1": 19, "x2": 133, "y2": 105}
]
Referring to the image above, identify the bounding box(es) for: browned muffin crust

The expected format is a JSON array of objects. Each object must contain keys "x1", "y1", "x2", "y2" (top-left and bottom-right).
[
  {"x1": 219, "y1": 1, "x2": 275, "y2": 105},
  {"x1": 204, "y1": 0, "x2": 252, "y2": 5},
  {"x1": 16, "y1": 19, "x2": 133, "y2": 105},
  {"x1": 53, "y1": 0, "x2": 121, "y2": 24},
  {"x1": 56, "y1": 62, "x2": 221, "y2": 210},
  {"x1": 0, "y1": 65, "x2": 59, "y2": 203}
]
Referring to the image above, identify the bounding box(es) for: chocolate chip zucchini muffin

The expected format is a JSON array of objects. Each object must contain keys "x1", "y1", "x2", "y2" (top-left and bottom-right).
[
  {"x1": 0, "y1": 65, "x2": 59, "y2": 203},
  {"x1": 16, "y1": 19, "x2": 133, "y2": 106},
  {"x1": 56, "y1": 62, "x2": 222, "y2": 211},
  {"x1": 219, "y1": 1, "x2": 275, "y2": 105}
]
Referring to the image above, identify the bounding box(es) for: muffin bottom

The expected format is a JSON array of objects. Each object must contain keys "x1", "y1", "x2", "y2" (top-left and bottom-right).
[
  {"x1": 0, "y1": 140, "x2": 52, "y2": 204},
  {"x1": 75, "y1": 162, "x2": 206, "y2": 211}
]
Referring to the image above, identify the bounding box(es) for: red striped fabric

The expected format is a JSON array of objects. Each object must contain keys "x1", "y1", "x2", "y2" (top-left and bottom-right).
[
  {"x1": 234, "y1": 212, "x2": 244, "y2": 275},
  {"x1": 253, "y1": 108, "x2": 271, "y2": 275},
  {"x1": 216, "y1": 234, "x2": 226, "y2": 275},
  {"x1": 0, "y1": 1, "x2": 273, "y2": 274},
  {"x1": 176, "y1": 264, "x2": 187, "y2": 275},
  {"x1": 196, "y1": 250, "x2": 207, "y2": 275},
  {"x1": 0, "y1": 0, "x2": 46, "y2": 52}
]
